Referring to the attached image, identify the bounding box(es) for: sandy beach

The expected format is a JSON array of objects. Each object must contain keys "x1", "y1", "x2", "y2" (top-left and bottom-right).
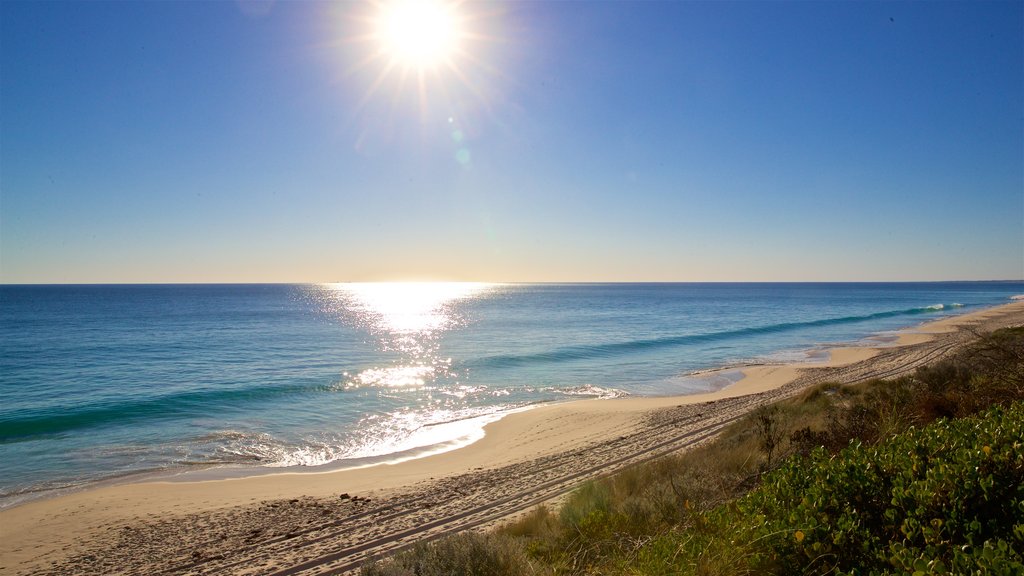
[{"x1": 2, "y1": 301, "x2": 1022, "y2": 576}]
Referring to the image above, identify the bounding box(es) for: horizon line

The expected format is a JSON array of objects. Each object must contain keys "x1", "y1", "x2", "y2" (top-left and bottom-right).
[{"x1": 2, "y1": 279, "x2": 1023, "y2": 287}]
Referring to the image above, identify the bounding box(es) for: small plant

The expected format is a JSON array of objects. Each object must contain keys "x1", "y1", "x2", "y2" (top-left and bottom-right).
[{"x1": 752, "y1": 405, "x2": 786, "y2": 469}]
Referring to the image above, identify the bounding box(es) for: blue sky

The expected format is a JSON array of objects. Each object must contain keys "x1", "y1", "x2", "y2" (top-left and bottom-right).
[{"x1": 2, "y1": 1, "x2": 1021, "y2": 282}]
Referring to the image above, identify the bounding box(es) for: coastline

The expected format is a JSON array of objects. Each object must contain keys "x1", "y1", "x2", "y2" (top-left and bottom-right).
[{"x1": 2, "y1": 300, "x2": 1023, "y2": 575}]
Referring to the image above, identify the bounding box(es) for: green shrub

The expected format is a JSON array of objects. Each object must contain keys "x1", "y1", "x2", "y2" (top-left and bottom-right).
[
  {"x1": 717, "y1": 402, "x2": 1024, "y2": 574},
  {"x1": 359, "y1": 532, "x2": 541, "y2": 576}
]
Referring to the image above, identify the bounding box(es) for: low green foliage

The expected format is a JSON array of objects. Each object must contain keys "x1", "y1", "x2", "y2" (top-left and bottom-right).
[{"x1": 702, "y1": 402, "x2": 1024, "y2": 575}]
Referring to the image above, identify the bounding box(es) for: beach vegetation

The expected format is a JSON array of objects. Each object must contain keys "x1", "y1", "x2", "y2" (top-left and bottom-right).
[
  {"x1": 358, "y1": 532, "x2": 543, "y2": 576},
  {"x1": 362, "y1": 327, "x2": 1024, "y2": 575}
]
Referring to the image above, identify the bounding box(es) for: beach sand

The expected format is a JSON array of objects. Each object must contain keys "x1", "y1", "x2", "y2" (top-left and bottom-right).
[{"x1": 2, "y1": 301, "x2": 1022, "y2": 576}]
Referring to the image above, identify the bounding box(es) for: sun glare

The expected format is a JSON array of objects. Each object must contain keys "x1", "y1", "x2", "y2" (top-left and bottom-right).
[
  {"x1": 326, "y1": 282, "x2": 492, "y2": 334},
  {"x1": 341, "y1": 0, "x2": 500, "y2": 144},
  {"x1": 374, "y1": 0, "x2": 462, "y2": 70}
]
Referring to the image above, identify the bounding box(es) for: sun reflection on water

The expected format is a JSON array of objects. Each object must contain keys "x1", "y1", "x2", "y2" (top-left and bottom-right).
[
  {"x1": 327, "y1": 282, "x2": 492, "y2": 335},
  {"x1": 344, "y1": 364, "x2": 439, "y2": 389},
  {"x1": 317, "y1": 282, "x2": 494, "y2": 389}
]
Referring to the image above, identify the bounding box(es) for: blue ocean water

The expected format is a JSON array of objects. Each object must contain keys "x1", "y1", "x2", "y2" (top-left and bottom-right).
[{"x1": 1, "y1": 282, "x2": 1022, "y2": 507}]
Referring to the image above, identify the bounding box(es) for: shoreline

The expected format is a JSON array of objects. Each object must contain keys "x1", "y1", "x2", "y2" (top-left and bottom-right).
[
  {"x1": 0, "y1": 302, "x2": 938, "y2": 508},
  {"x1": 0, "y1": 303, "x2": 977, "y2": 508},
  {"x1": 2, "y1": 300, "x2": 1023, "y2": 575}
]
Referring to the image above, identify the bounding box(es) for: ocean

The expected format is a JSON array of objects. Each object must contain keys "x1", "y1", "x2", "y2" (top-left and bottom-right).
[{"x1": 2, "y1": 282, "x2": 1022, "y2": 508}]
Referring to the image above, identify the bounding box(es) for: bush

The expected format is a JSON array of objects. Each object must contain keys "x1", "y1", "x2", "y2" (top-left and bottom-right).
[
  {"x1": 359, "y1": 532, "x2": 541, "y2": 576},
  {"x1": 718, "y1": 402, "x2": 1024, "y2": 575}
]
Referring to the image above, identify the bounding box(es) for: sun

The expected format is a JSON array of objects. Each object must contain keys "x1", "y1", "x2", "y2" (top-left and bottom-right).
[
  {"x1": 337, "y1": 0, "x2": 499, "y2": 137},
  {"x1": 373, "y1": 0, "x2": 463, "y2": 70}
]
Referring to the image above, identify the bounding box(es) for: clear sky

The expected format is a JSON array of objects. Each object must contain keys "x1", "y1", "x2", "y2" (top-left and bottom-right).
[{"x1": 2, "y1": 0, "x2": 1021, "y2": 283}]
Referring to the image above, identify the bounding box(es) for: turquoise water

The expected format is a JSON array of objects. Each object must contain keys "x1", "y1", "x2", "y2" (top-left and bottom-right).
[{"x1": 1, "y1": 282, "x2": 1022, "y2": 506}]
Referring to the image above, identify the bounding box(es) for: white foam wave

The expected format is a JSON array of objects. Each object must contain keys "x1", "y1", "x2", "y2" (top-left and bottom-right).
[
  {"x1": 206, "y1": 405, "x2": 526, "y2": 470},
  {"x1": 1011, "y1": 295, "x2": 1024, "y2": 301},
  {"x1": 341, "y1": 407, "x2": 508, "y2": 460},
  {"x1": 921, "y1": 303, "x2": 964, "y2": 311},
  {"x1": 557, "y1": 384, "x2": 629, "y2": 399},
  {"x1": 212, "y1": 431, "x2": 329, "y2": 466}
]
